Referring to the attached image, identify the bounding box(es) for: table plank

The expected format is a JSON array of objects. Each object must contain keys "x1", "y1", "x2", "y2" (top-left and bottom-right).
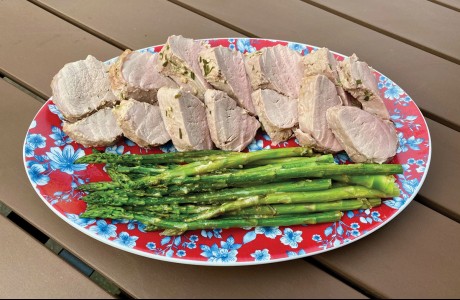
[
  {"x1": 35, "y1": 0, "x2": 243, "y2": 50},
  {"x1": 0, "y1": 80, "x2": 366, "y2": 299},
  {"x1": 316, "y1": 202, "x2": 460, "y2": 298},
  {"x1": 429, "y1": 0, "x2": 460, "y2": 11},
  {"x1": 0, "y1": 0, "x2": 121, "y2": 99},
  {"x1": 306, "y1": 0, "x2": 460, "y2": 64},
  {"x1": 0, "y1": 215, "x2": 112, "y2": 298},
  {"x1": 420, "y1": 119, "x2": 460, "y2": 221},
  {"x1": 175, "y1": 0, "x2": 460, "y2": 131}
]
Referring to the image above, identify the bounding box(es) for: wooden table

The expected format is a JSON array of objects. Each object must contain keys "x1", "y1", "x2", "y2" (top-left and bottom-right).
[{"x1": 1, "y1": 0, "x2": 459, "y2": 298}]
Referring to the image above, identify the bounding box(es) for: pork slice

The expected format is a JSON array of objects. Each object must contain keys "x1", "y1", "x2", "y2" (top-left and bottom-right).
[
  {"x1": 63, "y1": 108, "x2": 122, "y2": 147},
  {"x1": 204, "y1": 90, "x2": 260, "y2": 151},
  {"x1": 157, "y1": 87, "x2": 214, "y2": 151},
  {"x1": 199, "y1": 46, "x2": 255, "y2": 114},
  {"x1": 109, "y1": 50, "x2": 177, "y2": 104},
  {"x1": 326, "y1": 106, "x2": 398, "y2": 163},
  {"x1": 157, "y1": 35, "x2": 211, "y2": 100},
  {"x1": 244, "y1": 45, "x2": 304, "y2": 98},
  {"x1": 51, "y1": 55, "x2": 118, "y2": 122},
  {"x1": 337, "y1": 54, "x2": 390, "y2": 119},
  {"x1": 251, "y1": 89, "x2": 297, "y2": 145},
  {"x1": 295, "y1": 75, "x2": 343, "y2": 153},
  {"x1": 113, "y1": 99, "x2": 170, "y2": 148}
]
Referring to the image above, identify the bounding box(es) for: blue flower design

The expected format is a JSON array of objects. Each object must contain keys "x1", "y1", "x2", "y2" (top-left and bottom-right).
[
  {"x1": 48, "y1": 104, "x2": 64, "y2": 120},
  {"x1": 105, "y1": 145, "x2": 125, "y2": 155},
  {"x1": 280, "y1": 228, "x2": 303, "y2": 248},
  {"x1": 25, "y1": 144, "x2": 35, "y2": 157},
  {"x1": 27, "y1": 134, "x2": 47, "y2": 149},
  {"x1": 114, "y1": 232, "x2": 138, "y2": 248},
  {"x1": 65, "y1": 213, "x2": 96, "y2": 227},
  {"x1": 190, "y1": 235, "x2": 199, "y2": 242},
  {"x1": 229, "y1": 44, "x2": 235, "y2": 51},
  {"x1": 176, "y1": 250, "x2": 186, "y2": 257},
  {"x1": 201, "y1": 228, "x2": 222, "y2": 239},
  {"x1": 351, "y1": 230, "x2": 360, "y2": 237},
  {"x1": 397, "y1": 133, "x2": 424, "y2": 153},
  {"x1": 49, "y1": 126, "x2": 71, "y2": 146},
  {"x1": 200, "y1": 236, "x2": 241, "y2": 263},
  {"x1": 398, "y1": 174, "x2": 419, "y2": 194},
  {"x1": 384, "y1": 85, "x2": 404, "y2": 100},
  {"x1": 228, "y1": 38, "x2": 235, "y2": 43},
  {"x1": 89, "y1": 220, "x2": 117, "y2": 239},
  {"x1": 255, "y1": 226, "x2": 282, "y2": 239},
  {"x1": 46, "y1": 145, "x2": 87, "y2": 174},
  {"x1": 384, "y1": 193, "x2": 408, "y2": 209},
  {"x1": 236, "y1": 38, "x2": 256, "y2": 53},
  {"x1": 407, "y1": 158, "x2": 416, "y2": 164},
  {"x1": 287, "y1": 42, "x2": 307, "y2": 54},
  {"x1": 146, "y1": 242, "x2": 156, "y2": 250},
  {"x1": 287, "y1": 249, "x2": 306, "y2": 257},
  {"x1": 251, "y1": 249, "x2": 271, "y2": 261},
  {"x1": 247, "y1": 139, "x2": 269, "y2": 152},
  {"x1": 160, "y1": 141, "x2": 177, "y2": 153},
  {"x1": 312, "y1": 234, "x2": 322, "y2": 242},
  {"x1": 30, "y1": 120, "x2": 37, "y2": 129},
  {"x1": 350, "y1": 223, "x2": 360, "y2": 229},
  {"x1": 27, "y1": 164, "x2": 50, "y2": 186},
  {"x1": 125, "y1": 139, "x2": 136, "y2": 146}
]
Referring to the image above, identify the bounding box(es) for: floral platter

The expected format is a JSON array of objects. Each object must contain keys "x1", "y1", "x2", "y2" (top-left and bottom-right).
[{"x1": 23, "y1": 38, "x2": 431, "y2": 266}]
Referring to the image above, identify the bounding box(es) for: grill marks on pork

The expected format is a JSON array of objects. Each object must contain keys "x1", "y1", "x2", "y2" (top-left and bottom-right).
[
  {"x1": 199, "y1": 46, "x2": 255, "y2": 114},
  {"x1": 157, "y1": 87, "x2": 213, "y2": 151},
  {"x1": 326, "y1": 106, "x2": 398, "y2": 163},
  {"x1": 113, "y1": 99, "x2": 170, "y2": 148},
  {"x1": 51, "y1": 55, "x2": 118, "y2": 122},
  {"x1": 158, "y1": 35, "x2": 211, "y2": 100},
  {"x1": 251, "y1": 89, "x2": 297, "y2": 145},
  {"x1": 337, "y1": 54, "x2": 390, "y2": 119},
  {"x1": 204, "y1": 90, "x2": 260, "y2": 151},
  {"x1": 63, "y1": 108, "x2": 122, "y2": 147},
  {"x1": 245, "y1": 45, "x2": 304, "y2": 99},
  {"x1": 295, "y1": 75, "x2": 343, "y2": 152},
  {"x1": 109, "y1": 50, "x2": 177, "y2": 104}
]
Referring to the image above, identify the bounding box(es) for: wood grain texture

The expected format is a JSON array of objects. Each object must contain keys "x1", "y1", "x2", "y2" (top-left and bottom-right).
[
  {"x1": 306, "y1": 0, "x2": 460, "y2": 64},
  {"x1": 429, "y1": 0, "x2": 460, "y2": 12},
  {"x1": 176, "y1": 0, "x2": 460, "y2": 130},
  {"x1": 36, "y1": 0, "x2": 243, "y2": 50},
  {"x1": 0, "y1": 0, "x2": 120, "y2": 99},
  {"x1": 316, "y1": 202, "x2": 460, "y2": 298},
  {"x1": 0, "y1": 215, "x2": 112, "y2": 298},
  {"x1": 0, "y1": 80, "x2": 365, "y2": 299}
]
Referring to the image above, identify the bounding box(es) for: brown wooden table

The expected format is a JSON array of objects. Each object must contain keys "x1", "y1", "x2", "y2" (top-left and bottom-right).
[{"x1": 0, "y1": 0, "x2": 459, "y2": 298}]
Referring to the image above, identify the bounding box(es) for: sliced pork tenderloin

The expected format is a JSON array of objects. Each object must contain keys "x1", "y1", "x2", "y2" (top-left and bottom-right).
[
  {"x1": 295, "y1": 75, "x2": 343, "y2": 153},
  {"x1": 244, "y1": 45, "x2": 304, "y2": 99},
  {"x1": 326, "y1": 106, "x2": 398, "y2": 164},
  {"x1": 113, "y1": 99, "x2": 170, "y2": 148},
  {"x1": 51, "y1": 55, "x2": 118, "y2": 122},
  {"x1": 63, "y1": 108, "x2": 122, "y2": 147},
  {"x1": 109, "y1": 50, "x2": 177, "y2": 104},
  {"x1": 337, "y1": 54, "x2": 390, "y2": 119},
  {"x1": 251, "y1": 89, "x2": 297, "y2": 145},
  {"x1": 157, "y1": 87, "x2": 213, "y2": 151},
  {"x1": 302, "y1": 47, "x2": 360, "y2": 108},
  {"x1": 199, "y1": 46, "x2": 255, "y2": 114},
  {"x1": 157, "y1": 35, "x2": 211, "y2": 100},
  {"x1": 204, "y1": 90, "x2": 259, "y2": 151}
]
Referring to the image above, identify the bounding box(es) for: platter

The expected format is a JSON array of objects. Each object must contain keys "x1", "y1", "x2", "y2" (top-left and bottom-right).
[{"x1": 23, "y1": 38, "x2": 431, "y2": 266}]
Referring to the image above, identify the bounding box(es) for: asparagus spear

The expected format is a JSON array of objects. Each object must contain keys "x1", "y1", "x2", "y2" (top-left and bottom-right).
[
  {"x1": 186, "y1": 186, "x2": 390, "y2": 221},
  {"x1": 83, "y1": 179, "x2": 332, "y2": 206},
  {"x1": 246, "y1": 154, "x2": 333, "y2": 167},
  {"x1": 332, "y1": 175, "x2": 400, "y2": 196},
  {"x1": 137, "y1": 211, "x2": 343, "y2": 235}
]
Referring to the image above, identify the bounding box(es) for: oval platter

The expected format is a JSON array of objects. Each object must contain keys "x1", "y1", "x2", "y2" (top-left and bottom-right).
[{"x1": 23, "y1": 38, "x2": 431, "y2": 266}]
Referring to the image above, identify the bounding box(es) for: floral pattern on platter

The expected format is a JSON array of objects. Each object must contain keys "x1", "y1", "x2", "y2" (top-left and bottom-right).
[{"x1": 23, "y1": 38, "x2": 430, "y2": 265}]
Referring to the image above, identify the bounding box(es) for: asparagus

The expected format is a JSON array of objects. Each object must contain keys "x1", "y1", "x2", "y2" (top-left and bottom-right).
[
  {"x1": 83, "y1": 179, "x2": 332, "y2": 206},
  {"x1": 186, "y1": 186, "x2": 390, "y2": 221},
  {"x1": 332, "y1": 175, "x2": 400, "y2": 196},
  {"x1": 246, "y1": 154, "x2": 333, "y2": 167},
  {"x1": 138, "y1": 211, "x2": 343, "y2": 235}
]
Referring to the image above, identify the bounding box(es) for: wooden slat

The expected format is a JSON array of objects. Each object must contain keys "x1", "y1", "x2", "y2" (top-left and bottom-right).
[
  {"x1": 175, "y1": 0, "x2": 460, "y2": 131},
  {"x1": 429, "y1": 0, "x2": 460, "y2": 11},
  {"x1": 306, "y1": 0, "x2": 460, "y2": 64},
  {"x1": 0, "y1": 0, "x2": 121, "y2": 99},
  {"x1": 316, "y1": 202, "x2": 460, "y2": 298},
  {"x1": 35, "y1": 0, "x2": 244, "y2": 50},
  {"x1": 0, "y1": 80, "x2": 366, "y2": 298},
  {"x1": 0, "y1": 215, "x2": 112, "y2": 298},
  {"x1": 420, "y1": 119, "x2": 460, "y2": 221}
]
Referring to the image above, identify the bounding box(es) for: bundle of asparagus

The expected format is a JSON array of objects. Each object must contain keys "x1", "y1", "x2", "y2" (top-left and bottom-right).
[{"x1": 76, "y1": 147, "x2": 403, "y2": 236}]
